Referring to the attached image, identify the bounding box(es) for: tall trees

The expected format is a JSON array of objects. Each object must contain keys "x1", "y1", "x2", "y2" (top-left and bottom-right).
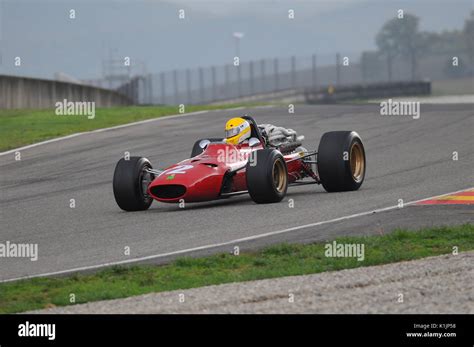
[
  {"x1": 463, "y1": 11, "x2": 474, "y2": 74},
  {"x1": 363, "y1": 11, "x2": 472, "y2": 81},
  {"x1": 375, "y1": 14, "x2": 421, "y2": 81},
  {"x1": 375, "y1": 20, "x2": 399, "y2": 81}
]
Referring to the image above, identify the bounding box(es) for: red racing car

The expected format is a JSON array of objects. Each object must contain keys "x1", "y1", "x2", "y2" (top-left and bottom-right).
[{"x1": 113, "y1": 116, "x2": 366, "y2": 211}]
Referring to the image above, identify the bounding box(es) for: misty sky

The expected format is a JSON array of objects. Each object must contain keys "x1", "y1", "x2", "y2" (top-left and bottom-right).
[{"x1": 0, "y1": 0, "x2": 472, "y2": 80}]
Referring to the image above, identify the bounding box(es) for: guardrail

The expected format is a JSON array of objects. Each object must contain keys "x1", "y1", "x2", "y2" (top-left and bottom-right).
[
  {"x1": 0, "y1": 75, "x2": 132, "y2": 109},
  {"x1": 304, "y1": 81, "x2": 431, "y2": 104}
]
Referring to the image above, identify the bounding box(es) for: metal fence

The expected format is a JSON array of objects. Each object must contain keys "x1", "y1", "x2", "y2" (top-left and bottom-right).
[{"x1": 115, "y1": 52, "x2": 471, "y2": 105}]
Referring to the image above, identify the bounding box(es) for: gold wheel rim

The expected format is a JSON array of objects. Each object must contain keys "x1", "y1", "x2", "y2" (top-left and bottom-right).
[
  {"x1": 350, "y1": 142, "x2": 365, "y2": 182},
  {"x1": 273, "y1": 159, "x2": 287, "y2": 193}
]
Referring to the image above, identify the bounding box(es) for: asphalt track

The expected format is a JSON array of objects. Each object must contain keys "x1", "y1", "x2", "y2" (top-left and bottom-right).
[{"x1": 1, "y1": 104, "x2": 473, "y2": 281}]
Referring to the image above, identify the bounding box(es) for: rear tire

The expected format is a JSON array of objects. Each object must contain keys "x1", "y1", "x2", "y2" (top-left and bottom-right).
[
  {"x1": 317, "y1": 131, "x2": 366, "y2": 192},
  {"x1": 190, "y1": 138, "x2": 223, "y2": 157},
  {"x1": 113, "y1": 157, "x2": 154, "y2": 211},
  {"x1": 246, "y1": 149, "x2": 288, "y2": 203}
]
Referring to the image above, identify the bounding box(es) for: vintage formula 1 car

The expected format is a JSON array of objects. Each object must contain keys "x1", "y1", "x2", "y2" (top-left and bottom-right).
[{"x1": 113, "y1": 116, "x2": 366, "y2": 211}]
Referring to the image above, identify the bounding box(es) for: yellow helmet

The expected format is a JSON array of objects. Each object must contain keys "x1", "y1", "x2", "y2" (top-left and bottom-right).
[{"x1": 225, "y1": 117, "x2": 251, "y2": 145}]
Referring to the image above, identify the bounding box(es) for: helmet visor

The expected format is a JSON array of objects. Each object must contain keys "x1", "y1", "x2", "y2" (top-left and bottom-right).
[{"x1": 225, "y1": 126, "x2": 241, "y2": 139}]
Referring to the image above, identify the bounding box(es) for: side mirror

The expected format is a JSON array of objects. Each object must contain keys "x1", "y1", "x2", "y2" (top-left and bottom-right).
[
  {"x1": 248, "y1": 137, "x2": 260, "y2": 147},
  {"x1": 199, "y1": 139, "x2": 211, "y2": 149}
]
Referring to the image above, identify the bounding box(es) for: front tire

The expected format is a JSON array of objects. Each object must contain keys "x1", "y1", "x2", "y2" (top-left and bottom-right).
[
  {"x1": 246, "y1": 149, "x2": 288, "y2": 203},
  {"x1": 113, "y1": 157, "x2": 154, "y2": 211},
  {"x1": 317, "y1": 131, "x2": 366, "y2": 192}
]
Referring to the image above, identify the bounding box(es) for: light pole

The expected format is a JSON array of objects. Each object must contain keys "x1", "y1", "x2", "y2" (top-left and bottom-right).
[
  {"x1": 233, "y1": 32, "x2": 244, "y2": 59},
  {"x1": 233, "y1": 32, "x2": 244, "y2": 98}
]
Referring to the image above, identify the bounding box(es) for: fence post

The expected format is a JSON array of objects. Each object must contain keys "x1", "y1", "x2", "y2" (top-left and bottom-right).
[
  {"x1": 126, "y1": 78, "x2": 131, "y2": 104},
  {"x1": 147, "y1": 74, "x2": 153, "y2": 104},
  {"x1": 211, "y1": 65, "x2": 216, "y2": 102},
  {"x1": 237, "y1": 62, "x2": 242, "y2": 98},
  {"x1": 132, "y1": 77, "x2": 137, "y2": 104},
  {"x1": 173, "y1": 69, "x2": 178, "y2": 105},
  {"x1": 199, "y1": 67, "x2": 204, "y2": 104},
  {"x1": 274, "y1": 58, "x2": 279, "y2": 92},
  {"x1": 260, "y1": 59, "x2": 265, "y2": 93},
  {"x1": 136, "y1": 78, "x2": 140, "y2": 104},
  {"x1": 160, "y1": 72, "x2": 166, "y2": 105},
  {"x1": 312, "y1": 54, "x2": 317, "y2": 89},
  {"x1": 291, "y1": 55, "x2": 296, "y2": 89},
  {"x1": 249, "y1": 60, "x2": 254, "y2": 95},
  {"x1": 225, "y1": 64, "x2": 230, "y2": 100},
  {"x1": 186, "y1": 69, "x2": 191, "y2": 104},
  {"x1": 336, "y1": 53, "x2": 341, "y2": 86}
]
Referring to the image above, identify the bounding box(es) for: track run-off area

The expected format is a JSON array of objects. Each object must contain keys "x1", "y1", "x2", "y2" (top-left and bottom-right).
[{"x1": 1, "y1": 104, "x2": 473, "y2": 282}]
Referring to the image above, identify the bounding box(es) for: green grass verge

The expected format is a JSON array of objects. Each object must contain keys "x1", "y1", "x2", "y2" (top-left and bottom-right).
[
  {"x1": 0, "y1": 103, "x2": 262, "y2": 151},
  {"x1": 0, "y1": 224, "x2": 472, "y2": 313}
]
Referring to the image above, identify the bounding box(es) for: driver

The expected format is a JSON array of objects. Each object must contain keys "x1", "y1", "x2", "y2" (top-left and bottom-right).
[{"x1": 224, "y1": 117, "x2": 251, "y2": 145}]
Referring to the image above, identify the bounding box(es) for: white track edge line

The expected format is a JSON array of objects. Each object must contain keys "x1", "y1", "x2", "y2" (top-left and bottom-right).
[{"x1": 1, "y1": 186, "x2": 471, "y2": 283}]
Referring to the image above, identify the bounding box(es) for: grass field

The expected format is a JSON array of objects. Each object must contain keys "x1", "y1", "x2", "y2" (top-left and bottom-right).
[
  {"x1": 0, "y1": 104, "x2": 259, "y2": 151},
  {"x1": 0, "y1": 224, "x2": 472, "y2": 313}
]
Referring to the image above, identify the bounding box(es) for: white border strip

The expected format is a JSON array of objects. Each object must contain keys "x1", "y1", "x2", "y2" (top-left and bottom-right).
[
  {"x1": 0, "y1": 105, "x2": 276, "y2": 157},
  {"x1": 1, "y1": 186, "x2": 471, "y2": 283}
]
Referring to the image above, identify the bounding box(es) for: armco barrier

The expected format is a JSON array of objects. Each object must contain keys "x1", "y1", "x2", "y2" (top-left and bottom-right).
[
  {"x1": 304, "y1": 81, "x2": 431, "y2": 104},
  {"x1": 0, "y1": 75, "x2": 132, "y2": 109}
]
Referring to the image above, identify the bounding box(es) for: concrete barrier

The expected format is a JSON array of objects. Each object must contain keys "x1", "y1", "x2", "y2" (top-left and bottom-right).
[{"x1": 0, "y1": 75, "x2": 132, "y2": 109}]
